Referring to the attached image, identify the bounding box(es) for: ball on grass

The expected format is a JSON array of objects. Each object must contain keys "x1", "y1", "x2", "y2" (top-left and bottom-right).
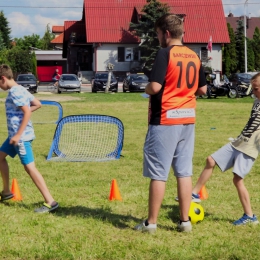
[{"x1": 189, "y1": 202, "x2": 204, "y2": 224}]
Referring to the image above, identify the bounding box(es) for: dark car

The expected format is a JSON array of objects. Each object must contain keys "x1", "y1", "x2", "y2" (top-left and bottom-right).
[
  {"x1": 91, "y1": 72, "x2": 118, "y2": 93},
  {"x1": 122, "y1": 73, "x2": 149, "y2": 92},
  {"x1": 229, "y1": 73, "x2": 252, "y2": 86},
  {"x1": 16, "y1": 74, "x2": 38, "y2": 93},
  {"x1": 57, "y1": 74, "x2": 81, "y2": 94}
]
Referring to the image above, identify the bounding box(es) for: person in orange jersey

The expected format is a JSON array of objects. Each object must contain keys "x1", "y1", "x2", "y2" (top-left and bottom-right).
[
  {"x1": 192, "y1": 73, "x2": 260, "y2": 226},
  {"x1": 134, "y1": 14, "x2": 207, "y2": 233},
  {"x1": 0, "y1": 64, "x2": 59, "y2": 213}
]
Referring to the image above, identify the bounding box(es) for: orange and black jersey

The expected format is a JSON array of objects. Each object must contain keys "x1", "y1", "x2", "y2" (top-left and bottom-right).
[{"x1": 149, "y1": 45, "x2": 206, "y2": 125}]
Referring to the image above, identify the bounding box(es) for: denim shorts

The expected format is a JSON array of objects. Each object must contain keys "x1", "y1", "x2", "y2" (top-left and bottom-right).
[{"x1": 0, "y1": 138, "x2": 34, "y2": 165}]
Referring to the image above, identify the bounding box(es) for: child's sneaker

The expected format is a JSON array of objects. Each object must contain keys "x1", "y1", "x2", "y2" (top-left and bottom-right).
[
  {"x1": 177, "y1": 220, "x2": 192, "y2": 232},
  {"x1": 175, "y1": 193, "x2": 201, "y2": 203},
  {"x1": 134, "y1": 220, "x2": 157, "y2": 234},
  {"x1": 233, "y1": 213, "x2": 259, "y2": 226}
]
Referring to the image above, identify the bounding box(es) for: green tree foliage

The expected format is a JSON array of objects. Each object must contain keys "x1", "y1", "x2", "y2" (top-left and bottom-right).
[
  {"x1": 223, "y1": 23, "x2": 237, "y2": 75},
  {"x1": 235, "y1": 20, "x2": 245, "y2": 72},
  {"x1": 14, "y1": 34, "x2": 43, "y2": 50},
  {"x1": 7, "y1": 48, "x2": 33, "y2": 74},
  {"x1": 41, "y1": 24, "x2": 55, "y2": 50},
  {"x1": 31, "y1": 51, "x2": 37, "y2": 77},
  {"x1": 0, "y1": 31, "x2": 6, "y2": 51},
  {"x1": 130, "y1": 0, "x2": 170, "y2": 71},
  {"x1": 0, "y1": 49, "x2": 8, "y2": 64},
  {"x1": 252, "y1": 27, "x2": 260, "y2": 70},
  {"x1": 247, "y1": 38, "x2": 255, "y2": 72},
  {"x1": 0, "y1": 11, "x2": 11, "y2": 48}
]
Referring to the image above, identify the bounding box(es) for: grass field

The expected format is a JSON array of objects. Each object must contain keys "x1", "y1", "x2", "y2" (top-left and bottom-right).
[{"x1": 0, "y1": 92, "x2": 260, "y2": 260}]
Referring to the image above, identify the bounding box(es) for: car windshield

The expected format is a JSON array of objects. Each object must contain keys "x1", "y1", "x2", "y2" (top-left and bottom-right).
[
  {"x1": 130, "y1": 75, "x2": 148, "y2": 81},
  {"x1": 239, "y1": 73, "x2": 252, "y2": 79},
  {"x1": 61, "y1": 75, "x2": 77, "y2": 81},
  {"x1": 95, "y1": 73, "x2": 115, "y2": 80},
  {"x1": 17, "y1": 75, "x2": 36, "y2": 81}
]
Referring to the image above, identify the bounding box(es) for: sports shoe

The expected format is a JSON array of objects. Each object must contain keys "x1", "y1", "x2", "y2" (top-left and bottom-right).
[
  {"x1": 134, "y1": 220, "x2": 157, "y2": 234},
  {"x1": 233, "y1": 213, "x2": 259, "y2": 226},
  {"x1": 34, "y1": 202, "x2": 59, "y2": 213},
  {"x1": 175, "y1": 193, "x2": 201, "y2": 203},
  {"x1": 177, "y1": 220, "x2": 192, "y2": 232},
  {"x1": 0, "y1": 192, "x2": 14, "y2": 201}
]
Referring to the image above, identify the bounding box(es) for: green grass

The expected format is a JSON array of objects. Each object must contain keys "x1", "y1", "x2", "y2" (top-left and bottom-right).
[{"x1": 0, "y1": 92, "x2": 259, "y2": 259}]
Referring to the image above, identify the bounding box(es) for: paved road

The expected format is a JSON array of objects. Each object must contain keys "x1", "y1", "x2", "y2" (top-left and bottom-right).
[{"x1": 38, "y1": 83, "x2": 123, "y2": 93}]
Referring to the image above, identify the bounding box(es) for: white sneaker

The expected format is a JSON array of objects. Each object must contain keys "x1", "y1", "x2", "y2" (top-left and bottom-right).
[
  {"x1": 177, "y1": 221, "x2": 192, "y2": 232},
  {"x1": 134, "y1": 220, "x2": 157, "y2": 234}
]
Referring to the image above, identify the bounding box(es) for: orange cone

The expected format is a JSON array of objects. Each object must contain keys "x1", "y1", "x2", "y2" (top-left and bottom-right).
[
  {"x1": 109, "y1": 179, "x2": 122, "y2": 201},
  {"x1": 198, "y1": 185, "x2": 208, "y2": 200},
  {"x1": 11, "y1": 178, "x2": 23, "y2": 201}
]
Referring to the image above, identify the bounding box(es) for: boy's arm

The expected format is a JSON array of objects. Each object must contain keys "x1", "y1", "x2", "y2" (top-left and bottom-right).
[
  {"x1": 9, "y1": 105, "x2": 31, "y2": 145},
  {"x1": 30, "y1": 97, "x2": 42, "y2": 112}
]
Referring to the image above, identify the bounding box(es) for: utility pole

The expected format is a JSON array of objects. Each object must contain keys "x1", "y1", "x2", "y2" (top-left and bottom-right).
[
  {"x1": 105, "y1": 63, "x2": 114, "y2": 93},
  {"x1": 244, "y1": 0, "x2": 248, "y2": 73}
]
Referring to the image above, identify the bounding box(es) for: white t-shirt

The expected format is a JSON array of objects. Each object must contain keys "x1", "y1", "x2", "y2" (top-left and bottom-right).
[{"x1": 5, "y1": 86, "x2": 35, "y2": 141}]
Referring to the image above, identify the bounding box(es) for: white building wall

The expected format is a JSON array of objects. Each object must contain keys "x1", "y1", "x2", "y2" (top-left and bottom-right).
[{"x1": 95, "y1": 44, "x2": 140, "y2": 72}]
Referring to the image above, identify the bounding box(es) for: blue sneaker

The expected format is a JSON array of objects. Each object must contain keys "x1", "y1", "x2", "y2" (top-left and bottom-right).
[
  {"x1": 175, "y1": 193, "x2": 201, "y2": 203},
  {"x1": 233, "y1": 213, "x2": 259, "y2": 226}
]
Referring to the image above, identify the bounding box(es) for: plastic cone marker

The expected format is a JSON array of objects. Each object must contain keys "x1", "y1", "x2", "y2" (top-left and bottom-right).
[
  {"x1": 11, "y1": 178, "x2": 23, "y2": 201},
  {"x1": 109, "y1": 179, "x2": 122, "y2": 201},
  {"x1": 198, "y1": 185, "x2": 208, "y2": 200}
]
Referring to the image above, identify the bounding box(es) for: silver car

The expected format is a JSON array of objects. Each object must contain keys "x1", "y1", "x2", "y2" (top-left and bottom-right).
[{"x1": 57, "y1": 74, "x2": 81, "y2": 94}]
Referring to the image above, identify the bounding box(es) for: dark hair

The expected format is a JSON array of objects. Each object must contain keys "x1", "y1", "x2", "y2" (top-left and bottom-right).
[
  {"x1": 0, "y1": 64, "x2": 13, "y2": 79},
  {"x1": 251, "y1": 72, "x2": 260, "y2": 82},
  {"x1": 154, "y1": 14, "x2": 184, "y2": 39}
]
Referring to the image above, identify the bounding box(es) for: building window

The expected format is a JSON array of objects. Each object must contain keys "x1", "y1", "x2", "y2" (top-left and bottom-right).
[
  {"x1": 201, "y1": 47, "x2": 208, "y2": 62},
  {"x1": 118, "y1": 47, "x2": 139, "y2": 62}
]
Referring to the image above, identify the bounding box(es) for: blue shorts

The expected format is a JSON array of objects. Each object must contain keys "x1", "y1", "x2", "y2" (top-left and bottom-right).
[
  {"x1": 0, "y1": 138, "x2": 34, "y2": 165},
  {"x1": 143, "y1": 124, "x2": 195, "y2": 181}
]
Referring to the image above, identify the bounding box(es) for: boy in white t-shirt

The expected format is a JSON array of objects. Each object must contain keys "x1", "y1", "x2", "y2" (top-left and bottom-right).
[
  {"x1": 0, "y1": 64, "x2": 59, "y2": 213},
  {"x1": 192, "y1": 72, "x2": 260, "y2": 225}
]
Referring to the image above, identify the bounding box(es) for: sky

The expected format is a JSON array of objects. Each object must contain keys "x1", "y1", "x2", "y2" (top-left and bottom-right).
[{"x1": 1, "y1": 0, "x2": 260, "y2": 39}]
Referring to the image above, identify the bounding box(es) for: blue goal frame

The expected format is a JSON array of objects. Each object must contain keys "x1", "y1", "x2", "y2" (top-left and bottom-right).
[
  {"x1": 39, "y1": 100, "x2": 63, "y2": 124},
  {"x1": 46, "y1": 114, "x2": 124, "y2": 162}
]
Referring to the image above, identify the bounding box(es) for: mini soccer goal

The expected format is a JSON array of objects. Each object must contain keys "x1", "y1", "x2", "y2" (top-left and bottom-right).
[
  {"x1": 46, "y1": 114, "x2": 124, "y2": 162},
  {"x1": 31, "y1": 100, "x2": 63, "y2": 124}
]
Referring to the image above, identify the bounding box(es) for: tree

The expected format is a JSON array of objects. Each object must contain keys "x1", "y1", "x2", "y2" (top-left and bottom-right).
[
  {"x1": 223, "y1": 23, "x2": 237, "y2": 75},
  {"x1": 14, "y1": 34, "x2": 43, "y2": 50},
  {"x1": 130, "y1": 0, "x2": 170, "y2": 72},
  {"x1": 41, "y1": 24, "x2": 55, "y2": 50},
  {"x1": 0, "y1": 31, "x2": 6, "y2": 51},
  {"x1": 31, "y1": 51, "x2": 37, "y2": 77},
  {"x1": 252, "y1": 27, "x2": 260, "y2": 70},
  {"x1": 0, "y1": 11, "x2": 11, "y2": 48},
  {"x1": 247, "y1": 38, "x2": 255, "y2": 72},
  {"x1": 235, "y1": 20, "x2": 245, "y2": 72}
]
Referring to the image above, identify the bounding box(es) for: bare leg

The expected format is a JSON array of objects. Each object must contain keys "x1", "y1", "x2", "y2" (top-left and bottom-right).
[
  {"x1": 24, "y1": 162, "x2": 56, "y2": 206},
  {"x1": 147, "y1": 180, "x2": 166, "y2": 224},
  {"x1": 177, "y1": 176, "x2": 192, "y2": 221},
  {"x1": 192, "y1": 156, "x2": 216, "y2": 194},
  {"x1": 233, "y1": 174, "x2": 253, "y2": 217},
  {"x1": 0, "y1": 151, "x2": 12, "y2": 195}
]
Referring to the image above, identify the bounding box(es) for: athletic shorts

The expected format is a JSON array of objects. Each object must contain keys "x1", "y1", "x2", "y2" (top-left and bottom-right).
[
  {"x1": 143, "y1": 124, "x2": 195, "y2": 181},
  {"x1": 211, "y1": 143, "x2": 255, "y2": 179},
  {"x1": 0, "y1": 138, "x2": 34, "y2": 165}
]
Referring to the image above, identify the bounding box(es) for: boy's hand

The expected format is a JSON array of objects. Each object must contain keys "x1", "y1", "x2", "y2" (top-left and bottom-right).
[{"x1": 10, "y1": 135, "x2": 20, "y2": 146}]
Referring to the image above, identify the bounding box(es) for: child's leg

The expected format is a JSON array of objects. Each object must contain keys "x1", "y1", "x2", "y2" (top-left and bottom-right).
[
  {"x1": 0, "y1": 151, "x2": 12, "y2": 195},
  {"x1": 192, "y1": 156, "x2": 216, "y2": 194},
  {"x1": 24, "y1": 162, "x2": 57, "y2": 206},
  {"x1": 233, "y1": 173, "x2": 253, "y2": 217}
]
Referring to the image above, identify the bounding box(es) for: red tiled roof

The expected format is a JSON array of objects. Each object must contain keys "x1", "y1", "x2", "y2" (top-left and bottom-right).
[
  {"x1": 64, "y1": 21, "x2": 86, "y2": 42},
  {"x1": 226, "y1": 16, "x2": 260, "y2": 39},
  {"x1": 83, "y1": 0, "x2": 230, "y2": 44},
  {"x1": 52, "y1": 26, "x2": 64, "y2": 33},
  {"x1": 51, "y1": 32, "x2": 64, "y2": 44}
]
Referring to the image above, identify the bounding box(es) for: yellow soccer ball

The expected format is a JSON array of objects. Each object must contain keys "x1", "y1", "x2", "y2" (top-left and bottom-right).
[{"x1": 189, "y1": 202, "x2": 204, "y2": 224}]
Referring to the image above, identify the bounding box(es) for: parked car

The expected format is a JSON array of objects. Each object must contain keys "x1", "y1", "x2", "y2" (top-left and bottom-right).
[
  {"x1": 229, "y1": 73, "x2": 252, "y2": 86},
  {"x1": 91, "y1": 72, "x2": 118, "y2": 93},
  {"x1": 16, "y1": 74, "x2": 38, "y2": 93},
  {"x1": 122, "y1": 73, "x2": 149, "y2": 92},
  {"x1": 57, "y1": 74, "x2": 81, "y2": 94}
]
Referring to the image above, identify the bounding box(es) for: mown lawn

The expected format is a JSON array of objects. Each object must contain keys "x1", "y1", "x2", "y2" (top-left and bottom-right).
[{"x1": 0, "y1": 92, "x2": 259, "y2": 260}]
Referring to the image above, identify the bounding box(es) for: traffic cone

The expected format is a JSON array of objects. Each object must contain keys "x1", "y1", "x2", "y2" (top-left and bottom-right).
[
  {"x1": 11, "y1": 178, "x2": 23, "y2": 201},
  {"x1": 109, "y1": 179, "x2": 122, "y2": 201},
  {"x1": 198, "y1": 185, "x2": 208, "y2": 200}
]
